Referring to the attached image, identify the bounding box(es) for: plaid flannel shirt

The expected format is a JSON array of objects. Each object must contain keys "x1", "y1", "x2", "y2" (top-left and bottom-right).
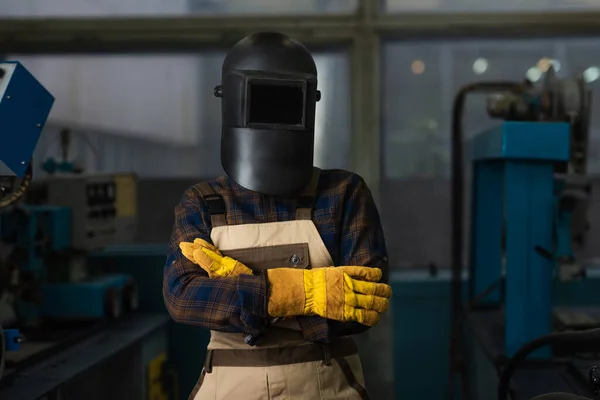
[{"x1": 163, "y1": 169, "x2": 389, "y2": 343}]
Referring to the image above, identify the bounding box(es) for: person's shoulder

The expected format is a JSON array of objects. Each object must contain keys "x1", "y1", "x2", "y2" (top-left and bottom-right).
[
  {"x1": 182, "y1": 176, "x2": 233, "y2": 200},
  {"x1": 318, "y1": 169, "x2": 366, "y2": 193}
]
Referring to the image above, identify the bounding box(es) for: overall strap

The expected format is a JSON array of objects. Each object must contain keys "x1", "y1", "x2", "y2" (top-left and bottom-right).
[
  {"x1": 192, "y1": 182, "x2": 227, "y2": 228},
  {"x1": 295, "y1": 167, "x2": 322, "y2": 221}
]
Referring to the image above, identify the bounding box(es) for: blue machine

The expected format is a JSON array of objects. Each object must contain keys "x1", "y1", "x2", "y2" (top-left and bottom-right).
[
  {"x1": 469, "y1": 121, "x2": 571, "y2": 358},
  {"x1": 0, "y1": 61, "x2": 54, "y2": 374},
  {"x1": 0, "y1": 205, "x2": 138, "y2": 322},
  {"x1": 456, "y1": 67, "x2": 600, "y2": 400},
  {"x1": 42, "y1": 274, "x2": 136, "y2": 319},
  {"x1": 464, "y1": 120, "x2": 600, "y2": 399},
  {"x1": 0, "y1": 205, "x2": 70, "y2": 323}
]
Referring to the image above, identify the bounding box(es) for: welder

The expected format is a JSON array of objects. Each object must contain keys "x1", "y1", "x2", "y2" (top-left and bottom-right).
[{"x1": 163, "y1": 31, "x2": 392, "y2": 400}]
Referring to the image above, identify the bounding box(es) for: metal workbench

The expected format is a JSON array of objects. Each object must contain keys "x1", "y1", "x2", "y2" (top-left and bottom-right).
[{"x1": 0, "y1": 313, "x2": 169, "y2": 400}]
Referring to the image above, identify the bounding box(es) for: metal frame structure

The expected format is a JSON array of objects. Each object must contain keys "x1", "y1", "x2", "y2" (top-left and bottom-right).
[{"x1": 3, "y1": 0, "x2": 600, "y2": 196}]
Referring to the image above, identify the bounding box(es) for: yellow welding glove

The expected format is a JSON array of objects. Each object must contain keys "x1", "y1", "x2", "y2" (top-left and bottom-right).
[
  {"x1": 180, "y1": 238, "x2": 220, "y2": 261},
  {"x1": 179, "y1": 239, "x2": 253, "y2": 278},
  {"x1": 189, "y1": 249, "x2": 392, "y2": 326},
  {"x1": 267, "y1": 266, "x2": 392, "y2": 326},
  {"x1": 192, "y1": 247, "x2": 254, "y2": 278}
]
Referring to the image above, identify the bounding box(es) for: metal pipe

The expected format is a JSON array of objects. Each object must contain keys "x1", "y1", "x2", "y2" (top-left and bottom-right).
[{"x1": 2, "y1": 12, "x2": 600, "y2": 53}]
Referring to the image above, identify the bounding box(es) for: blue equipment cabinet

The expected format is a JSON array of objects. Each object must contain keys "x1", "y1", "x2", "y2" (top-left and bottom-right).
[
  {"x1": 468, "y1": 121, "x2": 571, "y2": 358},
  {"x1": 459, "y1": 120, "x2": 600, "y2": 399},
  {"x1": 469, "y1": 122, "x2": 571, "y2": 357}
]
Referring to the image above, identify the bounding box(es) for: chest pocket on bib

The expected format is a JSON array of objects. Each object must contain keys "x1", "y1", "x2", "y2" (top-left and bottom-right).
[{"x1": 221, "y1": 243, "x2": 310, "y2": 272}]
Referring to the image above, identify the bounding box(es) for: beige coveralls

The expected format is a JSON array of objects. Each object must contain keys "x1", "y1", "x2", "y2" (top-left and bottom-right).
[{"x1": 190, "y1": 169, "x2": 369, "y2": 400}]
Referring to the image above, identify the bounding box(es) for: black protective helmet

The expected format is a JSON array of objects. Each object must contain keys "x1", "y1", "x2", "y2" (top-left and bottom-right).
[{"x1": 215, "y1": 32, "x2": 321, "y2": 196}]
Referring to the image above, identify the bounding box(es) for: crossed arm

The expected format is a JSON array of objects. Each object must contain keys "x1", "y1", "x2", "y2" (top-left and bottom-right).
[
  {"x1": 162, "y1": 190, "x2": 270, "y2": 338},
  {"x1": 162, "y1": 175, "x2": 390, "y2": 341}
]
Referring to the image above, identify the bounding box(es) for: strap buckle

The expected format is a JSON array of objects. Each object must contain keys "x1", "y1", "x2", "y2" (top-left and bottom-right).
[{"x1": 203, "y1": 194, "x2": 225, "y2": 215}]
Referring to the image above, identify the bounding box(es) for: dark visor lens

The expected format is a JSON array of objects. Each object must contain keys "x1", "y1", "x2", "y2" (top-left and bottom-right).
[{"x1": 247, "y1": 81, "x2": 305, "y2": 126}]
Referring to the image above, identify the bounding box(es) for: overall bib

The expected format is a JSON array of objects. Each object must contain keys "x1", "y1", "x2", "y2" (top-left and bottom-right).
[{"x1": 190, "y1": 169, "x2": 369, "y2": 400}]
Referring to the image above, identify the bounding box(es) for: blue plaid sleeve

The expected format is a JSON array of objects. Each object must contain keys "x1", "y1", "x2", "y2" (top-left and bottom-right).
[
  {"x1": 329, "y1": 174, "x2": 389, "y2": 337},
  {"x1": 162, "y1": 187, "x2": 269, "y2": 336}
]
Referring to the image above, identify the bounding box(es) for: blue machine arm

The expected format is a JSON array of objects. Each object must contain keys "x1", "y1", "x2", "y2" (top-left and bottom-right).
[
  {"x1": 0, "y1": 62, "x2": 54, "y2": 210},
  {"x1": 0, "y1": 62, "x2": 54, "y2": 177}
]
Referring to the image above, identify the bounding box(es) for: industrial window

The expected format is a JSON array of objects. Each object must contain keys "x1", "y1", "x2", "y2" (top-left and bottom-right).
[
  {"x1": 380, "y1": 38, "x2": 600, "y2": 268},
  {"x1": 382, "y1": 38, "x2": 600, "y2": 180},
  {"x1": 11, "y1": 51, "x2": 350, "y2": 178}
]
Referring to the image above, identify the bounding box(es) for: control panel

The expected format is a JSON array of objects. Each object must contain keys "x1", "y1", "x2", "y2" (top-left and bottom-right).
[{"x1": 46, "y1": 174, "x2": 118, "y2": 251}]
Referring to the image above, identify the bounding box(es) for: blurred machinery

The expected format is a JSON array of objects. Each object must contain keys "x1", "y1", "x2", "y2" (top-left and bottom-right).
[
  {"x1": 0, "y1": 61, "x2": 54, "y2": 381},
  {"x1": 0, "y1": 169, "x2": 176, "y2": 400},
  {"x1": 0, "y1": 62, "x2": 171, "y2": 400},
  {"x1": 0, "y1": 172, "x2": 139, "y2": 325},
  {"x1": 0, "y1": 121, "x2": 140, "y2": 321},
  {"x1": 450, "y1": 68, "x2": 600, "y2": 400},
  {"x1": 40, "y1": 127, "x2": 83, "y2": 175}
]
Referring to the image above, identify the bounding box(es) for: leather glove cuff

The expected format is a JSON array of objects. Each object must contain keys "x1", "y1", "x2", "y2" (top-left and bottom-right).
[{"x1": 266, "y1": 269, "x2": 305, "y2": 317}]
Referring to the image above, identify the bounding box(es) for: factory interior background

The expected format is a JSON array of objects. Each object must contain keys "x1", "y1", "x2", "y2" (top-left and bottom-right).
[{"x1": 2, "y1": 0, "x2": 600, "y2": 399}]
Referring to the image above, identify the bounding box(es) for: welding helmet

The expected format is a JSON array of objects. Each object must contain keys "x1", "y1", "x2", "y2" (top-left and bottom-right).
[{"x1": 214, "y1": 32, "x2": 320, "y2": 196}]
